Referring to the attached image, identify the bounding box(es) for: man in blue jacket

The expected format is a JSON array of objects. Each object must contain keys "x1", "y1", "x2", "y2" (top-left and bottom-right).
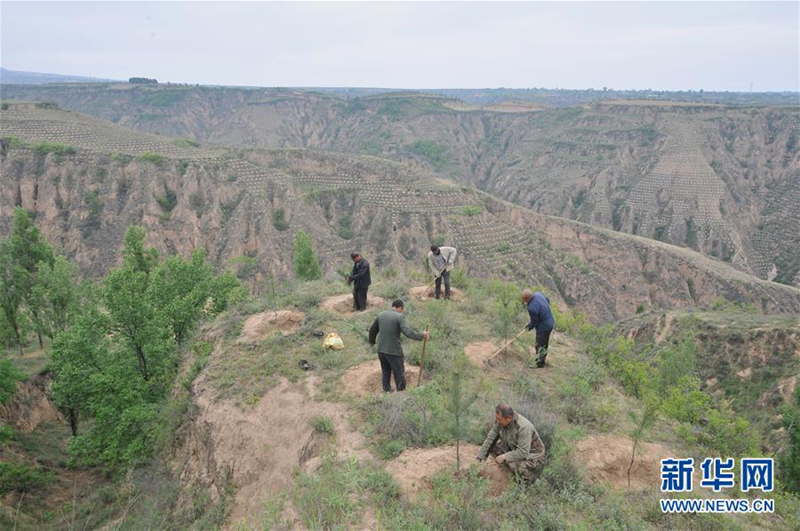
[{"x1": 521, "y1": 289, "x2": 554, "y2": 368}]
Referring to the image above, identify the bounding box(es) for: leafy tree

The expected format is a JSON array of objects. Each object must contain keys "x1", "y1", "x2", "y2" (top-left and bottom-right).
[
  {"x1": 655, "y1": 333, "x2": 697, "y2": 393},
  {"x1": 293, "y1": 230, "x2": 322, "y2": 281},
  {"x1": 2, "y1": 208, "x2": 54, "y2": 350},
  {"x1": 0, "y1": 242, "x2": 29, "y2": 355},
  {"x1": 7, "y1": 208, "x2": 54, "y2": 274},
  {"x1": 49, "y1": 307, "x2": 110, "y2": 436},
  {"x1": 149, "y1": 249, "x2": 244, "y2": 344},
  {"x1": 121, "y1": 226, "x2": 159, "y2": 274},
  {"x1": 104, "y1": 266, "x2": 173, "y2": 382},
  {"x1": 30, "y1": 256, "x2": 81, "y2": 340}
]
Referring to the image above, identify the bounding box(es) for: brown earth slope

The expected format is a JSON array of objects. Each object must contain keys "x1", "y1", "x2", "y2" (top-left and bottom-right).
[
  {"x1": 3, "y1": 87, "x2": 798, "y2": 285},
  {"x1": 2, "y1": 103, "x2": 800, "y2": 322}
]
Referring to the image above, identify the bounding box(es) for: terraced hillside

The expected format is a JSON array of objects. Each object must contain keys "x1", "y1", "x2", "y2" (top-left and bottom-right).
[
  {"x1": 2, "y1": 102, "x2": 800, "y2": 322},
  {"x1": 3, "y1": 85, "x2": 797, "y2": 285}
]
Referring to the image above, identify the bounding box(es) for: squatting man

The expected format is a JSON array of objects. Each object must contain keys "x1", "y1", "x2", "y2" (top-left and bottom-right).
[{"x1": 476, "y1": 403, "x2": 547, "y2": 482}]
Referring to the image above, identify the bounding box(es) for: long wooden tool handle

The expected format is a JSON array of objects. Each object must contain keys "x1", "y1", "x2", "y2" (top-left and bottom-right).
[
  {"x1": 485, "y1": 329, "x2": 527, "y2": 364},
  {"x1": 420, "y1": 275, "x2": 439, "y2": 299},
  {"x1": 417, "y1": 323, "x2": 431, "y2": 386}
]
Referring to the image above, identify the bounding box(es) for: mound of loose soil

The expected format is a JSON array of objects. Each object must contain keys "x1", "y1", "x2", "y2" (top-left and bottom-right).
[
  {"x1": 409, "y1": 285, "x2": 463, "y2": 301},
  {"x1": 320, "y1": 293, "x2": 386, "y2": 314},
  {"x1": 386, "y1": 444, "x2": 510, "y2": 499},
  {"x1": 464, "y1": 341, "x2": 500, "y2": 366},
  {"x1": 575, "y1": 434, "x2": 678, "y2": 490},
  {"x1": 341, "y1": 359, "x2": 421, "y2": 396},
  {"x1": 238, "y1": 310, "x2": 305, "y2": 343}
]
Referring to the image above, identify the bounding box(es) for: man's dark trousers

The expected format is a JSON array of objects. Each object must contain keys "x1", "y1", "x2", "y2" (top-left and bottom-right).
[
  {"x1": 353, "y1": 287, "x2": 368, "y2": 311},
  {"x1": 378, "y1": 353, "x2": 406, "y2": 392},
  {"x1": 536, "y1": 328, "x2": 552, "y2": 366},
  {"x1": 434, "y1": 271, "x2": 451, "y2": 299}
]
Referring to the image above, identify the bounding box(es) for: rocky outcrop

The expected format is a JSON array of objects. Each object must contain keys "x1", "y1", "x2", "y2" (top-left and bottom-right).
[{"x1": 0, "y1": 373, "x2": 62, "y2": 433}]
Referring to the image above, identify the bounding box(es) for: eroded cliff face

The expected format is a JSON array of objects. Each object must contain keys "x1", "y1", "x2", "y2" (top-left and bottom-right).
[
  {"x1": 0, "y1": 373, "x2": 61, "y2": 433},
  {"x1": 3, "y1": 143, "x2": 799, "y2": 324},
  {"x1": 4, "y1": 86, "x2": 798, "y2": 284},
  {"x1": 481, "y1": 194, "x2": 800, "y2": 318}
]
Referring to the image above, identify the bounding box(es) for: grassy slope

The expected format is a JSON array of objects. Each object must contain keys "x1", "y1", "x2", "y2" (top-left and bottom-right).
[{"x1": 3, "y1": 270, "x2": 798, "y2": 529}]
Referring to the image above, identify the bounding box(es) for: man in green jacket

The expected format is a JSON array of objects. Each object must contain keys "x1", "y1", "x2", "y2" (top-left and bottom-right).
[
  {"x1": 476, "y1": 403, "x2": 546, "y2": 482},
  {"x1": 368, "y1": 299, "x2": 429, "y2": 392}
]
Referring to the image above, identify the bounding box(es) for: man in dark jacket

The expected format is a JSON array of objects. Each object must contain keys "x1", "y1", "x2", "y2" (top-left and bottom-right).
[
  {"x1": 347, "y1": 252, "x2": 371, "y2": 311},
  {"x1": 368, "y1": 299, "x2": 429, "y2": 392},
  {"x1": 521, "y1": 289, "x2": 555, "y2": 368}
]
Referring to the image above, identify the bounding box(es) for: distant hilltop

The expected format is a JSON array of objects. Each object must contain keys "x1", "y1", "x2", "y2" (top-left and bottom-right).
[
  {"x1": 2, "y1": 68, "x2": 798, "y2": 107},
  {"x1": 0, "y1": 67, "x2": 120, "y2": 85}
]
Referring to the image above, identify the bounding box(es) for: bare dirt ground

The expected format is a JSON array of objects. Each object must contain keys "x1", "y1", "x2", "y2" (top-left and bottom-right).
[
  {"x1": 238, "y1": 310, "x2": 305, "y2": 343},
  {"x1": 385, "y1": 444, "x2": 510, "y2": 500},
  {"x1": 409, "y1": 285, "x2": 464, "y2": 301},
  {"x1": 179, "y1": 368, "x2": 371, "y2": 529},
  {"x1": 464, "y1": 341, "x2": 499, "y2": 366},
  {"x1": 340, "y1": 359, "x2": 421, "y2": 396},
  {"x1": 575, "y1": 434, "x2": 676, "y2": 490},
  {"x1": 320, "y1": 293, "x2": 386, "y2": 314}
]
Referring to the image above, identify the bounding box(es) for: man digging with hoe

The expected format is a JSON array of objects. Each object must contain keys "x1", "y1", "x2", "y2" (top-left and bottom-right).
[
  {"x1": 427, "y1": 245, "x2": 457, "y2": 300},
  {"x1": 368, "y1": 300, "x2": 429, "y2": 392}
]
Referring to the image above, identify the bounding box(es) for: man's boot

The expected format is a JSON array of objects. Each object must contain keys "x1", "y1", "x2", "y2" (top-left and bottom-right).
[{"x1": 536, "y1": 346, "x2": 548, "y2": 368}]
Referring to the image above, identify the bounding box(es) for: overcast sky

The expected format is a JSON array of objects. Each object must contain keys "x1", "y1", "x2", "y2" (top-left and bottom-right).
[{"x1": 2, "y1": 1, "x2": 798, "y2": 91}]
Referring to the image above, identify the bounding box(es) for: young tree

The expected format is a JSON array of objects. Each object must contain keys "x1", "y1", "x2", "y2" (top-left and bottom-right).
[
  {"x1": 491, "y1": 281, "x2": 521, "y2": 345},
  {"x1": 446, "y1": 353, "x2": 478, "y2": 472},
  {"x1": 627, "y1": 402, "x2": 658, "y2": 487},
  {"x1": 293, "y1": 230, "x2": 322, "y2": 281}
]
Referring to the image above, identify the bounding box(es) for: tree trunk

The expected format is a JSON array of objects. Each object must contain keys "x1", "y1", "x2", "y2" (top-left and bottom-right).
[
  {"x1": 36, "y1": 330, "x2": 43, "y2": 349},
  {"x1": 136, "y1": 346, "x2": 149, "y2": 381},
  {"x1": 68, "y1": 409, "x2": 78, "y2": 437},
  {"x1": 13, "y1": 323, "x2": 23, "y2": 356}
]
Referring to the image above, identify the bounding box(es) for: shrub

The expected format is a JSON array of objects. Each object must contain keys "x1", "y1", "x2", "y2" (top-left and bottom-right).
[
  {"x1": 310, "y1": 415, "x2": 335, "y2": 435},
  {"x1": 293, "y1": 230, "x2": 322, "y2": 281},
  {"x1": 450, "y1": 266, "x2": 470, "y2": 289},
  {"x1": 139, "y1": 152, "x2": 166, "y2": 165},
  {"x1": 0, "y1": 462, "x2": 55, "y2": 495},
  {"x1": 461, "y1": 205, "x2": 483, "y2": 217},
  {"x1": 172, "y1": 138, "x2": 199, "y2": 148},
  {"x1": 779, "y1": 387, "x2": 800, "y2": 493},
  {"x1": 32, "y1": 141, "x2": 76, "y2": 156},
  {"x1": 157, "y1": 189, "x2": 178, "y2": 213},
  {"x1": 407, "y1": 139, "x2": 448, "y2": 170},
  {"x1": 272, "y1": 208, "x2": 290, "y2": 231}
]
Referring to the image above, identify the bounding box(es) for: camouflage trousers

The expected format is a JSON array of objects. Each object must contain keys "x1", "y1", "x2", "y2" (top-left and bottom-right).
[{"x1": 491, "y1": 442, "x2": 546, "y2": 482}]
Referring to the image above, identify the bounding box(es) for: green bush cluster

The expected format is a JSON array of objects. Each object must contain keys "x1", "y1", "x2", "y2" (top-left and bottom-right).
[{"x1": 32, "y1": 141, "x2": 76, "y2": 156}]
